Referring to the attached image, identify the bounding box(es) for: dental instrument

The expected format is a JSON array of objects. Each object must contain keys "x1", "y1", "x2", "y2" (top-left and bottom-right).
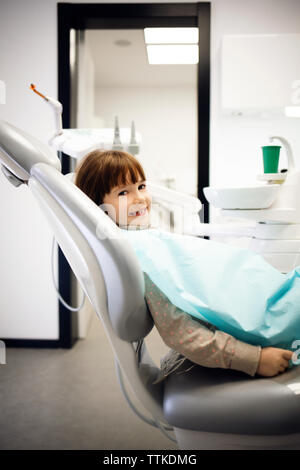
[
  {"x1": 127, "y1": 121, "x2": 139, "y2": 156},
  {"x1": 112, "y1": 116, "x2": 123, "y2": 151},
  {"x1": 1, "y1": 120, "x2": 300, "y2": 449},
  {"x1": 30, "y1": 83, "x2": 63, "y2": 139}
]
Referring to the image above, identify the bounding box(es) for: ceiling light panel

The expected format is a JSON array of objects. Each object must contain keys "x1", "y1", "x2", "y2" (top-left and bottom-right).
[
  {"x1": 146, "y1": 45, "x2": 198, "y2": 64},
  {"x1": 144, "y1": 28, "x2": 199, "y2": 44}
]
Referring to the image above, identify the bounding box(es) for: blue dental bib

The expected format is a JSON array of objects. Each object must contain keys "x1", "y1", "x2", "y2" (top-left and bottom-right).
[{"x1": 124, "y1": 228, "x2": 300, "y2": 351}]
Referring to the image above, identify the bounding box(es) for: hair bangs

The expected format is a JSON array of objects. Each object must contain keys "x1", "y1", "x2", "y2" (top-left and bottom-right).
[{"x1": 115, "y1": 154, "x2": 145, "y2": 187}]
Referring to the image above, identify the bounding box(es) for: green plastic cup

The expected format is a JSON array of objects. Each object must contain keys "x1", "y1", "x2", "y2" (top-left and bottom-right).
[{"x1": 262, "y1": 145, "x2": 281, "y2": 173}]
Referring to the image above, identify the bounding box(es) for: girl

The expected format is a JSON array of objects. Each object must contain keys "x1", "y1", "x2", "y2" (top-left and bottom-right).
[{"x1": 75, "y1": 149, "x2": 294, "y2": 380}]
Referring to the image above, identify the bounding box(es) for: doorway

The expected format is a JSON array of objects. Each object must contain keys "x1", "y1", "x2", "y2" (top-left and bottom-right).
[{"x1": 57, "y1": 2, "x2": 210, "y2": 347}]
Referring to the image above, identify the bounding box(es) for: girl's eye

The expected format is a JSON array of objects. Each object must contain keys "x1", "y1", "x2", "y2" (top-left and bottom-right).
[{"x1": 118, "y1": 184, "x2": 145, "y2": 195}]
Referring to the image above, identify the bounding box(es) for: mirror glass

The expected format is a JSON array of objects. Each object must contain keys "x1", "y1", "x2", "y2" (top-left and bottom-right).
[{"x1": 77, "y1": 29, "x2": 198, "y2": 195}]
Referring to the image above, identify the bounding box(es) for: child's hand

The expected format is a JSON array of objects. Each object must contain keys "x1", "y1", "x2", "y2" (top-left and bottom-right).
[{"x1": 256, "y1": 347, "x2": 293, "y2": 377}]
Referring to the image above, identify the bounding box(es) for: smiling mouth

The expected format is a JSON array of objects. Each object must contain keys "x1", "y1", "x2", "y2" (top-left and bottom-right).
[{"x1": 128, "y1": 208, "x2": 148, "y2": 217}]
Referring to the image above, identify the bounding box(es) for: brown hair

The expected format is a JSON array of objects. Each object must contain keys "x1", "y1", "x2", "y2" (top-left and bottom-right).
[{"x1": 75, "y1": 149, "x2": 146, "y2": 205}]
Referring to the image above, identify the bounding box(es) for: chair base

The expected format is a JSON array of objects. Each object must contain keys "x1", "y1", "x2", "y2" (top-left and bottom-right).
[{"x1": 174, "y1": 428, "x2": 300, "y2": 450}]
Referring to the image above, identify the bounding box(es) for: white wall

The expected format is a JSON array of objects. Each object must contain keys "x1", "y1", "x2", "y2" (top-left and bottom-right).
[
  {"x1": 1, "y1": 0, "x2": 300, "y2": 339},
  {"x1": 210, "y1": 0, "x2": 300, "y2": 224},
  {"x1": 0, "y1": 0, "x2": 59, "y2": 339}
]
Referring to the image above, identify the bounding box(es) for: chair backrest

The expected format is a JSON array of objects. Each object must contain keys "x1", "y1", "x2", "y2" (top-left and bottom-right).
[
  {"x1": 29, "y1": 163, "x2": 167, "y2": 422},
  {"x1": 0, "y1": 120, "x2": 167, "y2": 424}
]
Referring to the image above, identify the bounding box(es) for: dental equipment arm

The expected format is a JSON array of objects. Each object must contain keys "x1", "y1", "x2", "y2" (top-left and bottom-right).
[
  {"x1": 30, "y1": 85, "x2": 141, "y2": 159},
  {"x1": 147, "y1": 181, "x2": 202, "y2": 214},
  {"x1": 269, "y1": 135, "x2": 295, "y2": 171},
  {"x1": 30, "y1": 84, "x2": 63, "y2": 138}
]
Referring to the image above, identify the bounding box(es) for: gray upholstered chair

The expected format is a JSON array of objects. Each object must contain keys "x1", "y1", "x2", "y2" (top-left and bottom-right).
[{"x1": 1, "y1": 120, "x2": 300, "y2": 450}]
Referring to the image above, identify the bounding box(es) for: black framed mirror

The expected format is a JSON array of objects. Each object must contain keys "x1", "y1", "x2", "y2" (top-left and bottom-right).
[{"x1": 57, "y1": 2, "x2": 210, "y2": 347}]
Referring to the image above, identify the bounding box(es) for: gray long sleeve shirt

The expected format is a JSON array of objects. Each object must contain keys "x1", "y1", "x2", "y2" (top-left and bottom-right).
[{"x1": 143, "y1": 272, "x2": 261, "y2": 382}]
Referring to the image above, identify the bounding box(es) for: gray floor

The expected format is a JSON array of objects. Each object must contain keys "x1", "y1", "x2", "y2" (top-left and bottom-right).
[{"x1": 0, "y1": 313, "x2": 178, "y2": 450}]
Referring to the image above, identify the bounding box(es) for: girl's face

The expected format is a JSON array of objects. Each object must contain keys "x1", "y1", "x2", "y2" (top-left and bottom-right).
[{"x1": 102, "y1": 176, "x2": 151, "y2": 228}]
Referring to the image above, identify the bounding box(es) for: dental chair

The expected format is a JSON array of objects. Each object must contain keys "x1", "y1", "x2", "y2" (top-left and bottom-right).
[{"x1": 1, "y1": 120, "x2": 300, "y2": 450}]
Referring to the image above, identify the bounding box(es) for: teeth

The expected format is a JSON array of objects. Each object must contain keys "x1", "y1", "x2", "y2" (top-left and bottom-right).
[{"x1": 129, "y1": 208, "x2": 147, "y2": 216}]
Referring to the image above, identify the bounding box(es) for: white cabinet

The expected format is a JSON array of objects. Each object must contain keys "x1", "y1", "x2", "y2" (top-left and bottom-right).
[{"x1": 221, "y1": 34, "x2": 300, "y2": 114}]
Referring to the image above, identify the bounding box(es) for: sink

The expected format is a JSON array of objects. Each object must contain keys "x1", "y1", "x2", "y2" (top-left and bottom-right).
[{"x1": 203, "y1": 185, "x2": 280, "y2": 209}]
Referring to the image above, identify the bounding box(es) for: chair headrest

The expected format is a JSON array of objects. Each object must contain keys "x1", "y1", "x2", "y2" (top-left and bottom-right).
[{"x1": 0, "y1": 120, "x2": 61, "y2": 182}]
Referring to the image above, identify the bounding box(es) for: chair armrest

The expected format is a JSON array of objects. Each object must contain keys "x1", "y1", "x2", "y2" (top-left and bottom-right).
[{"x1": 147, "y1": 181, "x2": 202, "y2": 213}]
